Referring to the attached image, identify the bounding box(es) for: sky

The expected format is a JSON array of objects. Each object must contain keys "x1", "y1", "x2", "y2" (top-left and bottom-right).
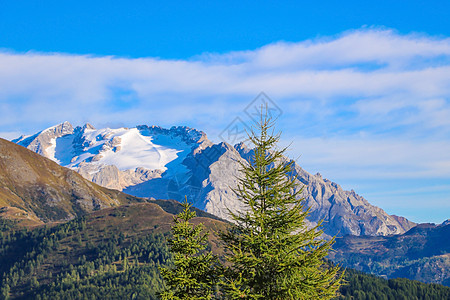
[{"x1": 1, "y1": 1, "x2": 449, "y2": 223}]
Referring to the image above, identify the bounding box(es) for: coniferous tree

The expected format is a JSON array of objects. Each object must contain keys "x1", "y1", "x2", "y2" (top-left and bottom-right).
[
  {"x1": 1, "y1": 283, "x2": 10, "y2": 300},
  {"x1": 220, "y1": 112, "x2": 343, "y2": 299},
  {"x1": 159, "y1": 197, "x2": 220, "y2": 300}
]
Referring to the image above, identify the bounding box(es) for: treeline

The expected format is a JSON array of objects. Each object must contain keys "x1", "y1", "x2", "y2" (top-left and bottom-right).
[
  {"x1": 0, "y1": 216, "x2": 171, "y2": 299},
  {"x1": 337, "y1": 269, "x2": 450, "y2": 300},
  {"x1": 1, "y1": 214, "x2": 450, "y2": 299}
]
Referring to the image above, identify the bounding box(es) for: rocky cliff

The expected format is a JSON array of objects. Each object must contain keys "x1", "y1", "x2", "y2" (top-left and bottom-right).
[{"x1": 14, "y1": 122, "x2": 416, "y2": 236}]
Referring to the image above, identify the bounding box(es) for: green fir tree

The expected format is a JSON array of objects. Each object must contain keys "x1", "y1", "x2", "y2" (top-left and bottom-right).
[
  {"x1": 220, "y1": 112, "x2": 344, "y2": 299},
  {"x1": 159, "y1": 197, "x2": 220, "y2": 300}
]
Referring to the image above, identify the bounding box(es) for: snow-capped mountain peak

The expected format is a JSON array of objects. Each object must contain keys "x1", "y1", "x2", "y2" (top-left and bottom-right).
[
  {"x1": 14, "y1": 123, "x2": 210, "y2": 191},
  {"x1": 14, "y1": 123, "x2": 416, "y2": 237}
]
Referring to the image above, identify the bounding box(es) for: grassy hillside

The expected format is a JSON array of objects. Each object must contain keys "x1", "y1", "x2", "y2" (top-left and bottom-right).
[{"x1": 0, "y1": 138, "x2": 144, "y2": 223}]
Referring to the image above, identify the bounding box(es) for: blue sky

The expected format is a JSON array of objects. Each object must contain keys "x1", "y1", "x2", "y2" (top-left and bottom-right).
[
  {"x1": 2, "y1": 1, "x2": 450, "y2": 58},
  {"x1": 1, "y1": 1, "x2": 449, "y2": 223}
]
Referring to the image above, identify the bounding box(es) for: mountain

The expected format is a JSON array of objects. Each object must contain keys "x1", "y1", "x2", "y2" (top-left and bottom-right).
[
  {"x1": 14, "y1": 122, "x2": 212, "y2": 191},
  {"x1": 0, "y1": 202, "x2": 226, "y2": 299},
  {"x1": 0, "y1": 137, "x2": 142, "y2": 223},
  {"x1": 330, "y1": 223, "x2": 450, "y2": 286},
  {"x1": 14, "y1": 122, "x2": 416, "y2": 236},
  {"x1": 1, "y1": 202, "x2": 448, "y2": 299}
]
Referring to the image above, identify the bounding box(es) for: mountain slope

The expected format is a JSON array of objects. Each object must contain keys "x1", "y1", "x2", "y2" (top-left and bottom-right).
[
  {"x1": 0, "y1": 138, "x2": 142, "y2": 223},
  {"x1": 0, "y1": 203, "x2": 448, "y2": 299},
  {"x1": 0, "y1": 202, "x2": 227, "y2": 299},
  {"x1": 14, "y1": 122, "x2": 416, "y2": 236},
  {"x1": 330, "y1": 223, "x2": 450, "y2": 286}
]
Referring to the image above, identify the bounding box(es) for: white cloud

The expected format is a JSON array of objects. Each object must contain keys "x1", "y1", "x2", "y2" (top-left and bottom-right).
[
  {"x1": 1, "y1": 28, "x2": 449, "y2": 139},
  {"x1": 287, "y1": 136, "x2": 450, "y2": 180},
  {"x1": 0, "y1": 28, "x2": 449, "y2": 223},
  {"x1": 202, "y1": 29, "x2": 450, "y2": 69},
  {"x1": 1, "y1": 28, "x2": 450, "y2": 108}
]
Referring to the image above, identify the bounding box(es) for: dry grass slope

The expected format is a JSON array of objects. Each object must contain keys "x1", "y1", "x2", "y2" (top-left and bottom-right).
[{"x1": 0, "y1": 138, "x2": 144, "y2": 223}]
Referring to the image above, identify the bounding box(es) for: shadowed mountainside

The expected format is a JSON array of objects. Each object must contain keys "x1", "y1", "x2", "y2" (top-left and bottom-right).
[{"x1": 330, "y1": 223, "x2": 450, "y2": 286}]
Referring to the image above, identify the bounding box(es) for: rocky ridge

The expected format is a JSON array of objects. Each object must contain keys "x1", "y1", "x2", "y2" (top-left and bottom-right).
[{"x1": 14, "y1": 122, "x2": 416, "y2": 236}]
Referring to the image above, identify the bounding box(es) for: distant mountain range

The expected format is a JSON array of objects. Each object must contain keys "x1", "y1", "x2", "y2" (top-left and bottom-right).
[
  {"x1": 13, "y1": 122, "x2": 418, "y2": 237},
  {"x1": 330, "y1": 222, "x2": 450, "y2": 286}
]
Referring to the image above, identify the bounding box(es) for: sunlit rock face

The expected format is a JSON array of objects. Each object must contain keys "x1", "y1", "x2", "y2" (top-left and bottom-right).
[{"x1": 16, "y1": 123, "x2": 415, "y2": 237}]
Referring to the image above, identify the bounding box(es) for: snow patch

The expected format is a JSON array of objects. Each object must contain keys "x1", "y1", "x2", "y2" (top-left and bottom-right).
[
  {"x1": 99, "y1": 128, "x2": 185, "y2": 171},
  {"x1": 46, "y1": 138, "x2": 57, "y2": 163},
  {"x1": 45, "y1": 126, "x2": 193, "y2": 173}
]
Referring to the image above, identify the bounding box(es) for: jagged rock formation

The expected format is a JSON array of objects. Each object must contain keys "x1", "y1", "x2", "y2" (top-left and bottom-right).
[
  {"x1": 14, "y1": 122, "x2": 416, "y2": 236},
  {"x1": 441, "y1": 219, "x2": 450, "y2": 227},
  {"x1": 187, "y1": 142, "x2": 416, "y2": 236},
  {"x1": 14, "y1": 123, "x2": 212, "y2": 191},
  {"x1": 292, "y1": 169, "x2": 415, "y2": 236},
  {"x1": 15, "y1": 121, "x2": 74, "y2": 158}
]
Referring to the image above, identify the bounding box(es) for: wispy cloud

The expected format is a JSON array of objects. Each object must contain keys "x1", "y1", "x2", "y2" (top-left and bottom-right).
[
  {"x1": 288, "y1": 136, "x2": 450, "y2": 179},
  {"x1": 202, "y1": 29, "x2": 450, "y2": 70},
  {"x1": 1, "y1": 28, "x2": 449, "y2": 222},
  {"x1": 2, "y1": 27, "x2": 450, "y2": 144}
]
